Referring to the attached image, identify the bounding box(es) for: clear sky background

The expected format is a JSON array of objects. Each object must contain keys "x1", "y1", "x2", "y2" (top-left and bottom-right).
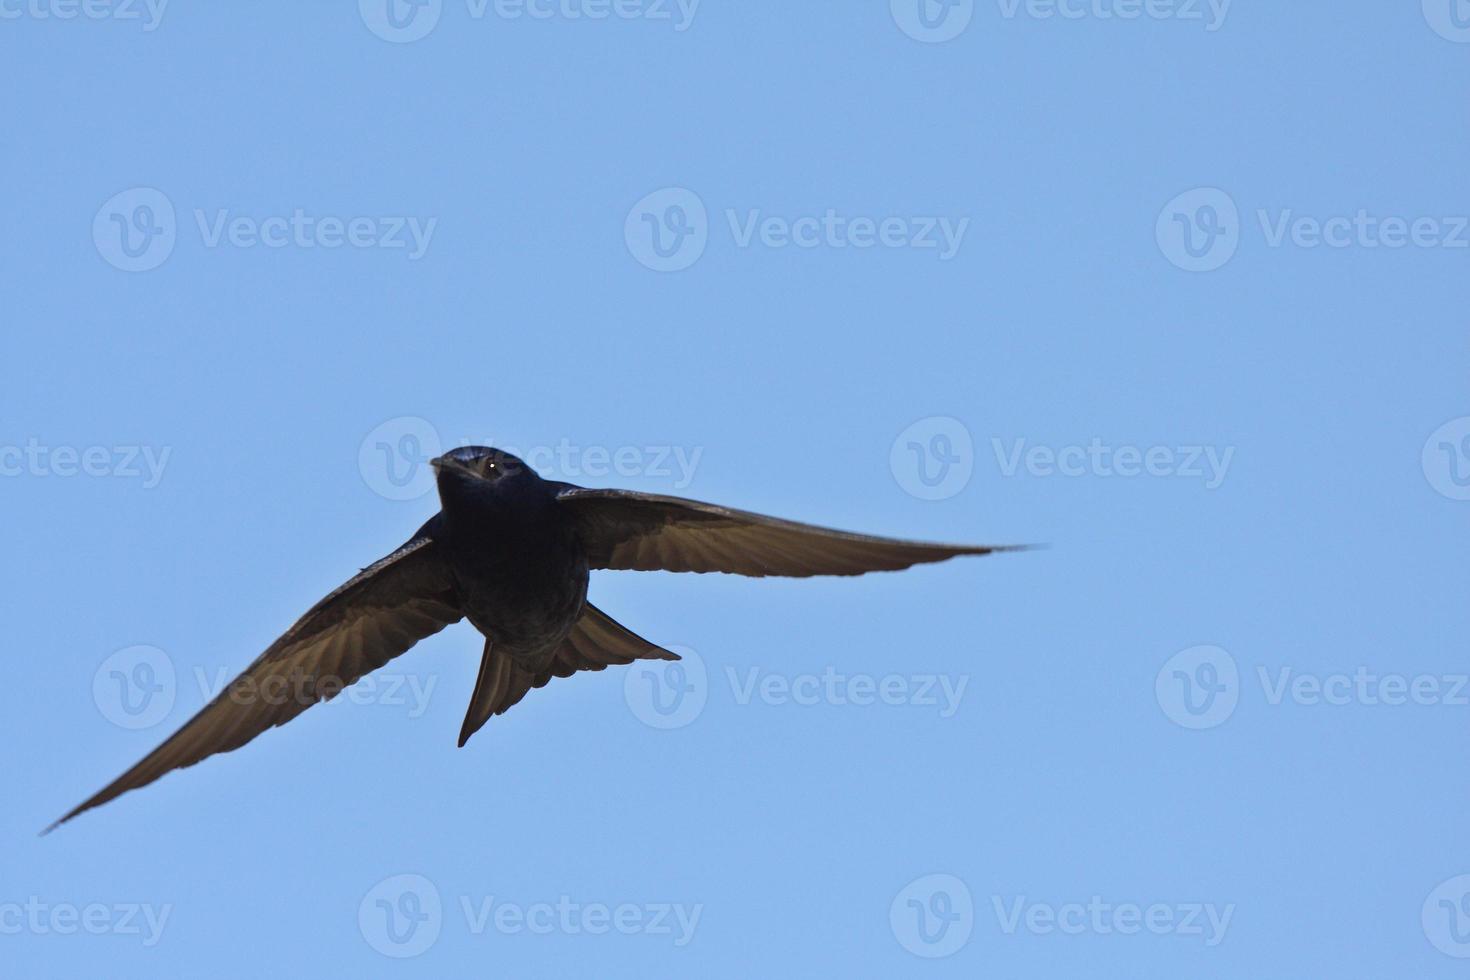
[{"x1": 3, "y1": 2, "x2": 1467, "y2": 976}]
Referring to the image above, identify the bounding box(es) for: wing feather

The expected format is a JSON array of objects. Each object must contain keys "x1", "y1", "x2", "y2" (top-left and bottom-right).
[
  {"x1": 50, "y1": 533, "x2": 463, "y2": 831},
  {"x1": 556, "y1": 487, "x2": 1025, "y2": 578}
]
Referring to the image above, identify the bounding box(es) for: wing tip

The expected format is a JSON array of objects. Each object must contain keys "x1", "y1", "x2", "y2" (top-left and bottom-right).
[
  {"x1": 40, "y1": 806, "x2": 81, "y2": 836},
  {"x1": 978, "y1": 543, "x2": 1047, "y2": 554}
]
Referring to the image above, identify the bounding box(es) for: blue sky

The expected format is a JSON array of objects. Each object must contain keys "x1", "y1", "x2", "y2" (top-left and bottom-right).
[{"x1": 3, "y1": 2, "x2": 1467, "y2": 976}]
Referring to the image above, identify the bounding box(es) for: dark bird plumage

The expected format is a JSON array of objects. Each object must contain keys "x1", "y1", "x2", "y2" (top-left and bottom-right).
[{"x1": 50, "y1": 445, "x2": 1027, "y2": 831}]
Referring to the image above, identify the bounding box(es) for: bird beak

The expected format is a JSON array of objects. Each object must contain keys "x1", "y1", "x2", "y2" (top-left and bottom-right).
[{"x1": 430, "y1": 456, "x2": 469, "y2": 476}]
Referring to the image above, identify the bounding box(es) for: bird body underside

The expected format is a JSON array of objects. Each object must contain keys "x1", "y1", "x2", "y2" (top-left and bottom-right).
[{"x1": 50, "y1": 445, "x2": 1027, "y2": 831}]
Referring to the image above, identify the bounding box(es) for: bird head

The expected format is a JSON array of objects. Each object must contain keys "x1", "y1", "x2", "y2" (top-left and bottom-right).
[
  {"x1": 429, "y1": 446, "x2": 531, "y2": 487},
  {"x1": 429, "y1": 443, "x2": 538, "y2": 505}
]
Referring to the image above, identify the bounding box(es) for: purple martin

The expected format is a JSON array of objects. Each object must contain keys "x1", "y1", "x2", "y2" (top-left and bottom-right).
[{"x1": 51, "y1": 446, "x2": 1025, "y2": 830}]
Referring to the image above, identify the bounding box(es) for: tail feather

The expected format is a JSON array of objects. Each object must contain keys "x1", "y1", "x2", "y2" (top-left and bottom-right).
[{"x1": 457, "y1": 603, "x2": 678, "y2": 747}]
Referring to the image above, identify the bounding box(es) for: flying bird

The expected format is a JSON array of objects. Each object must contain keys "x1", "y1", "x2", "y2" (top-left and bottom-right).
[{"x1": 52, "y1": 446, "x2": 1025, "y2": 830}]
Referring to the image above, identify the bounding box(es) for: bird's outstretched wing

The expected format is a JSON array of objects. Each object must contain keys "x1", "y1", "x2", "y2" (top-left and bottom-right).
[
  {"x1": 555, "y1": 487, "x2": 1026, "y2": 578},
  {"x1": 50, "y1": 532, "x2": 463, "y2": 832}
]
